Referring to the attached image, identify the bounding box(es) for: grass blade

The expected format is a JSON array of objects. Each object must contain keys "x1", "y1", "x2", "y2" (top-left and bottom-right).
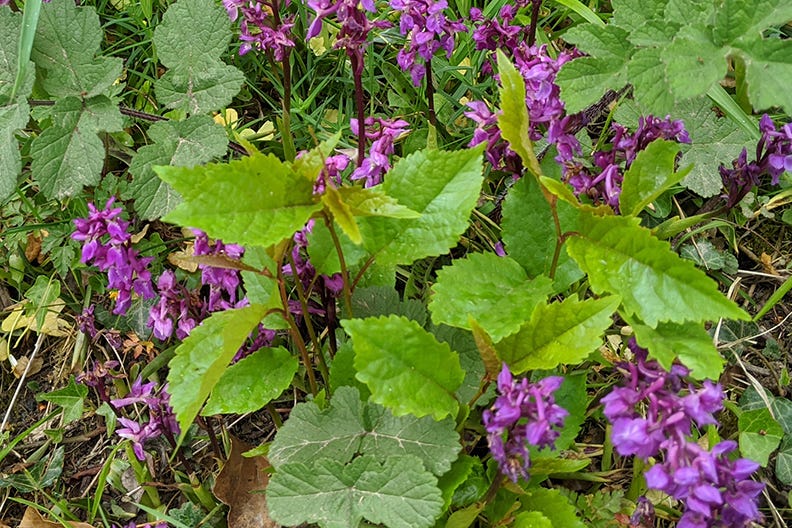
[{"x1": 9, "y1": 0, "x2": 43, "y2": 102}]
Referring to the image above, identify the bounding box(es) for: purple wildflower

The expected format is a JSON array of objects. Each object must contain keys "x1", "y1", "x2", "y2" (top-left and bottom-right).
[
  {"x1": 148, "y1": 270, "x2": 200, "y2": 340},
  {"x1": 223, "y1": 0, "x2": 295, "y2": 60},
  {"x1": 76, "y1": 305, "x2": 98, "y2": 339},
  {"x1": 193, "y1": 229, "x2": 246, "y2": 312},
  {"x1": 482, "y1": 364, "x2": 568, "y2": 482},
  {"x1": 113, "y1": 381, "x2": 180, "y2": 461},
  {"x1": 307, "y1": 0, "x2": 389, "y2": 70},
  {"x1": 602, "y1": 340, "x2": 764, "y2": 527},
  {"x1": 719, "y1": 114, "x2": 791, "y2": 207},
  {"x1": 72, "y1": 199, "x2": 155, "y2": 315},
  {"x1": 390, "y1": 0, "x2": 466, "y2": 85},
  {"x1": 350, "y1": 117, "x2": 409, "y2": 186}
]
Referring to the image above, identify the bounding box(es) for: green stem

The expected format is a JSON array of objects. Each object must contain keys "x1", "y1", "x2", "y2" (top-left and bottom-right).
[
  {"x1": 323, "y1": 214, "x2": 354, "y2": 316},
  {"x1": 267, "y1": 403, "x2": 283, "y2": 429},
  {"x1": 547, "y1": 195, "x2": 563, "y2": 280},
  {"x1": 732, "y1": 55, "x2": 751, "y2": 114}
]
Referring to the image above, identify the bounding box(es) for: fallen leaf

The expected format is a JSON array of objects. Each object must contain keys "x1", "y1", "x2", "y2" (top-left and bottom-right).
[
  {"x1": 130, "y1": 224, "x2": 149, "y2": 244},
  {"x1": 213, "y1": 436, "x2": 279, "y2": 528},
  {"x1": 13, "y1": 356, "x2": 43, "y2": 378},
  {"x1": 0, "y1": 336, "x2": 8, "y2": 361},
  {"x1": 1, "y1": 299, "x2": 72, "y2": 337},
  {"x1": 18, "y1": 507, "x2": 94, "y2": 528},
  {"x1": 25, "y1": 233, "x2": 42, "y2": 263}
]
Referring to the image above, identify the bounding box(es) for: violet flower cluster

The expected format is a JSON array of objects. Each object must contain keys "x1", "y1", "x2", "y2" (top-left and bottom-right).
[
  {"x1": 563, "y1": 116, "x2": 690, "y2": 211},
  {"x1": 601, "y1": 340, "x2": 764, "y2": 527},
  {"x1": 350, "y1": 117, "x2": 410, "y2": 187},
  {"x1": 72, "y1": 199, "x2": 155, "y2": 315},
  {"x1": 223, "y1": 0, "x2": 295, "y2": 60},
  {"x1": 483, "y1": 364, "x2": 568, "y2": 482},
  {"x1": 112, "y1": 377, "x2": 180, "y2": 461},
  {"x1": 719, "y1": 114, "x2": 792, "y2": 208},
  {"x1": 390, "y1": 0, "x2": 466, "y2": 86}
]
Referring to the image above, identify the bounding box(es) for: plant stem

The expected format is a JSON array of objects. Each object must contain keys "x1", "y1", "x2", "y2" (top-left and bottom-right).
[
  {"x1": 547, "y1": 195, "x2": 563, "y2": 280},
  {"x1": 527, "y1": 0, "x2": 543, "y2": 47},
  {"x1": 351, "y1": 52, "x2": 367, "y2": 167},
  {"x1": 323, "y1": 213, "x2": 354, "y2": 317},
  {"x1": 482, "y1": 471, "x2": 506, "y2": 505},
  {"x1": 424, "y1": 58, "x2": 437, "y2": 127}
]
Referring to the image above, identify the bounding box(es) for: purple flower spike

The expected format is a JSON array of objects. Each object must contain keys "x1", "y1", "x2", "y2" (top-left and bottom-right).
[
  {"x1": 350, "y1": 117, "x2": 409, "y2": 187},
  {"x1": 483, "y1": 364, "x2": 568, "y2": 482},
  {"x1": 223, "y1": 0, "x2": 295, "y2": 60}
]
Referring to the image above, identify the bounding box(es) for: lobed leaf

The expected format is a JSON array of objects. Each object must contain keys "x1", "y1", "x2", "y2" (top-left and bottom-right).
[
  {"x1": 497, "y1": 296, "x2": 620, "y2": 373},
  {"x1": 0, "y1": 100, "x2": 29, "y2": 200},
  {"x1": 343, "y1": 316, "x2": 464, "y2": 420},
  {"x1": 429, "y1": 253, "x2": 553, "y2": 343},
  {"x1": 159, "y1": 153, "x2": 322, "y2": 248},
  {"x1": 566, "y1": 213, "x2": 749, "y2": 326},
  {"x1": 738, "y1": 408, "x2": 784, "y2": 467}
]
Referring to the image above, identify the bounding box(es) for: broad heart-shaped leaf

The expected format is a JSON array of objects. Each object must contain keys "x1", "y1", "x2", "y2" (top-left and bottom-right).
[
  {"x1": 495, "y1": 50, "x2": 539, "y2": 174},
  {"x1": 201, "y1": 346, "x2": 297, "y2": 415},
  {"x1": 0, "y1": 100, "x2": 29, "y2": 200},
  {"x1": 566, "y1": 213, "x2": 750, "y2": 327},
  {"x1": 267, "y1": 455, "x2": 443, "y2": 528},
  {"x1": 342, "y1": 316, "x2": 464, "y2": 420},
  {"x1": 502, "y1": 175, "x2": 583, "y2": 291},
  {"x1": 619, "y1": 140, "x2": 691, "y2": 216},
  {"x1": 738, "y1": 408, "x2": 784, "y2": 467},
  {"x1": 155, "y1": 63, "x2": 245, "y2": 115},
  {"x1": 167, "y1": 305, "x2": 267, "y2": 443},
  {"x1": 37, "y1": 377, "x2": 88, "y2": 424},
  {"x1": 32, "y1": 0, "x2": 122, "y2": 98},
  {"x1": 356, "y1": 148, "x2": 483, "y2": 268},
  {"x1": 159, "y1": 153, "x2": 322, "y2": 248},
  {"x1": 736, "y1": 38, "x2": 792, "y2": 116},
  {"x1": 625, "y1": 316, "x2": 723, "y2": 380},
  {"x1": 269, "y1": 386, "x2": 459, "y2": 476},
  {"x1": 153, "y1": 0, "x2": 233, "y2": 68},
  {"x1": 429, "y1": 253, "x2": 553, "y2": 343},
  {"x1": 31, "y1": 95, "x2": 124, "y2": 199},
  {"x1": 775, "y1": 436, "x2": 792, "y2": 486},
  {"x1": 676, "y1": 97, "x2": 754, "y2": 197},
  {"x1": 125, "y1": 116, "x2": 228, "y2": 220},
  {"x1": 496, "y1": 296, "x2": 620, "y2": 374}
]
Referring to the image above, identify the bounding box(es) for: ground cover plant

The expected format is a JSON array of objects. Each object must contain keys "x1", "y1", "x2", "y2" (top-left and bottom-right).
[{"x1": 1, "y1": 0, "x2": 792, "y2": 527}]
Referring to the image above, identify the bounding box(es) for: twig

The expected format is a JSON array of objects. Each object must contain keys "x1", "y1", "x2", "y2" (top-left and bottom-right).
[{"x1": 1, "y1": 332, "x2": 46, "y2": 434}]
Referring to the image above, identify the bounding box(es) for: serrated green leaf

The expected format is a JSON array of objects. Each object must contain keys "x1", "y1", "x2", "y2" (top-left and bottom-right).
[
  {"x1": 775, "y1": 436, "x2": 792, "y2": 486},
  {"x1": 545, "y1": 373, "x2": 587, "y2": 452},
  {"x1": 438, "y1": 455, "x2": 476, "y2": 510},
  {"x1": 337, "y1": 187, "x2": 421, "y2": 219},
  {"x1": 610, "y1": 0, "x2": 665, "y2": 28},
  {"x1": 167, "y1": 305, "x2": 267, "y2": 443},
  {"x1": 564, "y1": 23, "x2": 632, "y2": 61},
  {"x1": 126, "y1": 116, "x2": 228, "y2": 220},
  {"x1": 566, "y1": 213, "x2": 749, "y2": 326},
  {"x1": 32, "y1": 0, "x2": 122, "y2": 98},
  {"x1": 664, "y1": 26, "x2": 726, "y2": 99},
  {"x1": 519, "y1": 487, "x2": 585, "y2": 528},
  {"x1": 495, "y1": 50, "x2": 539, "y2": 175},
  {"x1": 627, "y1": 47, "x2": 676, "y2": 115},
  {"x1": 322, "y1": 186, "x2": 361, "y2": 244},
  {"x1": 37, "y1": 377, "x2": 87, "y2": 424},
  {"x1": 497, "y1": 296, "x2": 619, "y2": 373},
  {"x1": 501, "y1": 176, "x2": 582, "y2": 291},
  {"x1": 514, "y1": 511, "x2": 552, "y2": 528},
  {"x1": 356, "y1": 148, "x2": 483, "y2": 268},
  {"x1": 267, "y1": 455, "x2": 443, "y2": 528},
  {"x1": 329, "y1": 342, "x2": 371, "y2": 399},
  {"x1": 152, "y1": 0, "x2": 233, "y2": 68},
  {"x1": 627, "y1": 317, "x2": 723, "y2": 380},
  {"x1": 675, "y1": 97, "x2": 755, "y2": 197},
  {"x1": 0, "y1": 100, "x2": 29, "y2": 200},
  {"x1": 737, "y1": 38, "x2": 792, "y2": 115},
  {"x1": 431, "y1": 324, "x2": 494, "y2": 405},
  {"x1": 159, "y1": 153, "x2": 322, "y2": 248},
  {"x1": 738, "y1": 408, "x2": 784, "y2": 467},
  {"x1": 269, "y1": 386, "x2": 459, "y2": 475},
  {"x1": 306, "y1": 219, "x2": 367, "y2": 276},
  {"x1": 155, "y1": 63, "x2": 245, "y2": 115},
  {"x1": 202, "y1": 346, "x2": 297, "y2": 415},
  {"x1": 429, "y1": 253, "x2": 553, "y2": 343},
  {"x1": 556, "y1": 56, "x2": 631, "y2": 114},
  {"x1": 343, "y1": 316, "x2": 464, "y2": 420},
  {"x1": 712, "y1": 0, "x2": 792, "y2": 46},
  {"x1": 679, "y1": 239, "x2": 739, "y2": 274},
  {"x1": 0, "y1": 9, "x2": 35, "y2": 104},
  {"x1": 619, "y1": 139, "x2": 691, "y2": 216},
  {"x1": 348, "y1": 286, "x2": 427, "y2": 325}
]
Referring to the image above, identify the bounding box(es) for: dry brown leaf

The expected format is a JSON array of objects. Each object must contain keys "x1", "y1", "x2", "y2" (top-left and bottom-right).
[
  {"x1": 18, "y1": 507, "x2": 94, "y2": 528},
  {"x1": 130, "y1": 224, "x2": 149, "y2": 244},
  {"x1": 25, "y1": 233, "x2": 42, "y2": 263},
  {"x1": 13, "y1": 355, "x2": 44, "y2": 378},
  {"x1": 213, "y1": 436, "x2": 279, "y2": 528}
]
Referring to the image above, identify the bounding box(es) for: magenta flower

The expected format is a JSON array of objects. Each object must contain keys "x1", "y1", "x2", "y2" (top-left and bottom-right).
[
  {"x1": 223, "y1": 0, "x2": 295, "y2": 60},
  {"x1": 350, "y1": 117, "x2": 409, "y2": 187}
]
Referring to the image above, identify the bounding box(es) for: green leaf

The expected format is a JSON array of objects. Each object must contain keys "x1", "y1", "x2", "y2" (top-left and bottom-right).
[
  {"x1": 627, "y1": 47, "x2": 676, "y2": 115},
  {"x1": 679, "y1": 239, "x2": 739, "y2": 275},
  {"x1": 337, "y1": 187, "x2": 421, "y2": 219},
  {"x1": 202, "y1": 346, "x2": 297, "y2": 415},
  {"x1": 343, "y1": 316, "x2": 464, "y2": 420},
  {"x1": 664, "y1": 26, "x2": 727, "y2": 99},
  {"x1": 167, "y1": 305, "x2": 267, "y2": 443},
  {"x1": 771, "y1": 398, "x2": 792, "y2": 435},
  {"x1": 514, "y1": 511, "x2": 552, "y2": 528},
  {"x1": 306, "y1": 219, "x2": 367, "y2": 276},
  {"x1": 329, "y1": 341, "x2": 371, "y2": 399},
  {"x1": 267, "y1": 455, "x2": 443, "y2": 528},
  {"x1": 496, "y1": 296, "x2": 619, "y2": 373},
  {"x1": 31, "y1": 95, "x2": 123, "y2": 199},
  {"x1": 518, "y1": 488, "x2": 585, "y2": 528},
  {"x1": 556, "y1": 54, "x2": 631, "y2": 114},
  {"x1": 269, "y1": 386, "x2": 460, "y2": 475},
  {"x1": 566, "y1": 213, "x2": 749, "y2": 326},
  {"x1": 0, "y1": 8, "x2": 36, "y2": 104},
  {"x1": 432, "y1": 324, "x2": 494, "y2": 404},
  {"x1": 0, "y1": 100, "x2": 29, "y2": 200},
  {"x1": 501, "y1": 176, "x2": 582, "y2": 291},
  {"x1": 429, "y1": 253, "x2": 553, "y2": 343},
  {"x1": 619, "y1": 140, "x2": 691, "y2": 216},
  {"x1": 711, "y1": 0, "x2": 792, "y2": 45},
  {"x1": 155, "y1": 64, "x2": 245, "y2": 115},
  {"x1": 544, "y1": 373, "x2": 587, "y2": 452},
  {"x1": 37, "y1": 377, "x2": 87, "y2": 424},
  {"x1": 495, "y1": 50, "x2": 539, "y2": 174},
  {"x1": 437, "y1": 455, "x2": 476, "y2": 510},
  {"x1": 356, "y1": 148, "x2": 483, "y2": 268},
  {"x1": 446, "y1": 504, "x2": 484, "y2": 528},
  {"x1": 738, "y1": 408, "x2": 784, "y2": 467},
  {"x1": 126, "y1": 116, "x2": 228, "y2": 220},
  {"x1": 153, "y1": 0, "x2": 243, "y2": 114},
  {"x1": 736, "y1": 38, "x2": 792, "y2": 115},
  {"x1": 348, "y1": 286, "x2": 427, "y2": 325},
  {"x1": 322, "y1": 187, "x2": 361, "y2": 244},
  {"x1": 32, "y1": 0, "x2": 122, "y2": 98},
  {"x1": 627, "y1": 317, "x2": 723, "y2": 380},
  {"x1": 159, "y1": 153, "x2": 322, "y2": 248},
  {"x1": 676, "y1": 97, "x2": 754, "y2": 197},
  {"x1": 775, "y1": 436, "x2": 792, "y2": 486}
]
